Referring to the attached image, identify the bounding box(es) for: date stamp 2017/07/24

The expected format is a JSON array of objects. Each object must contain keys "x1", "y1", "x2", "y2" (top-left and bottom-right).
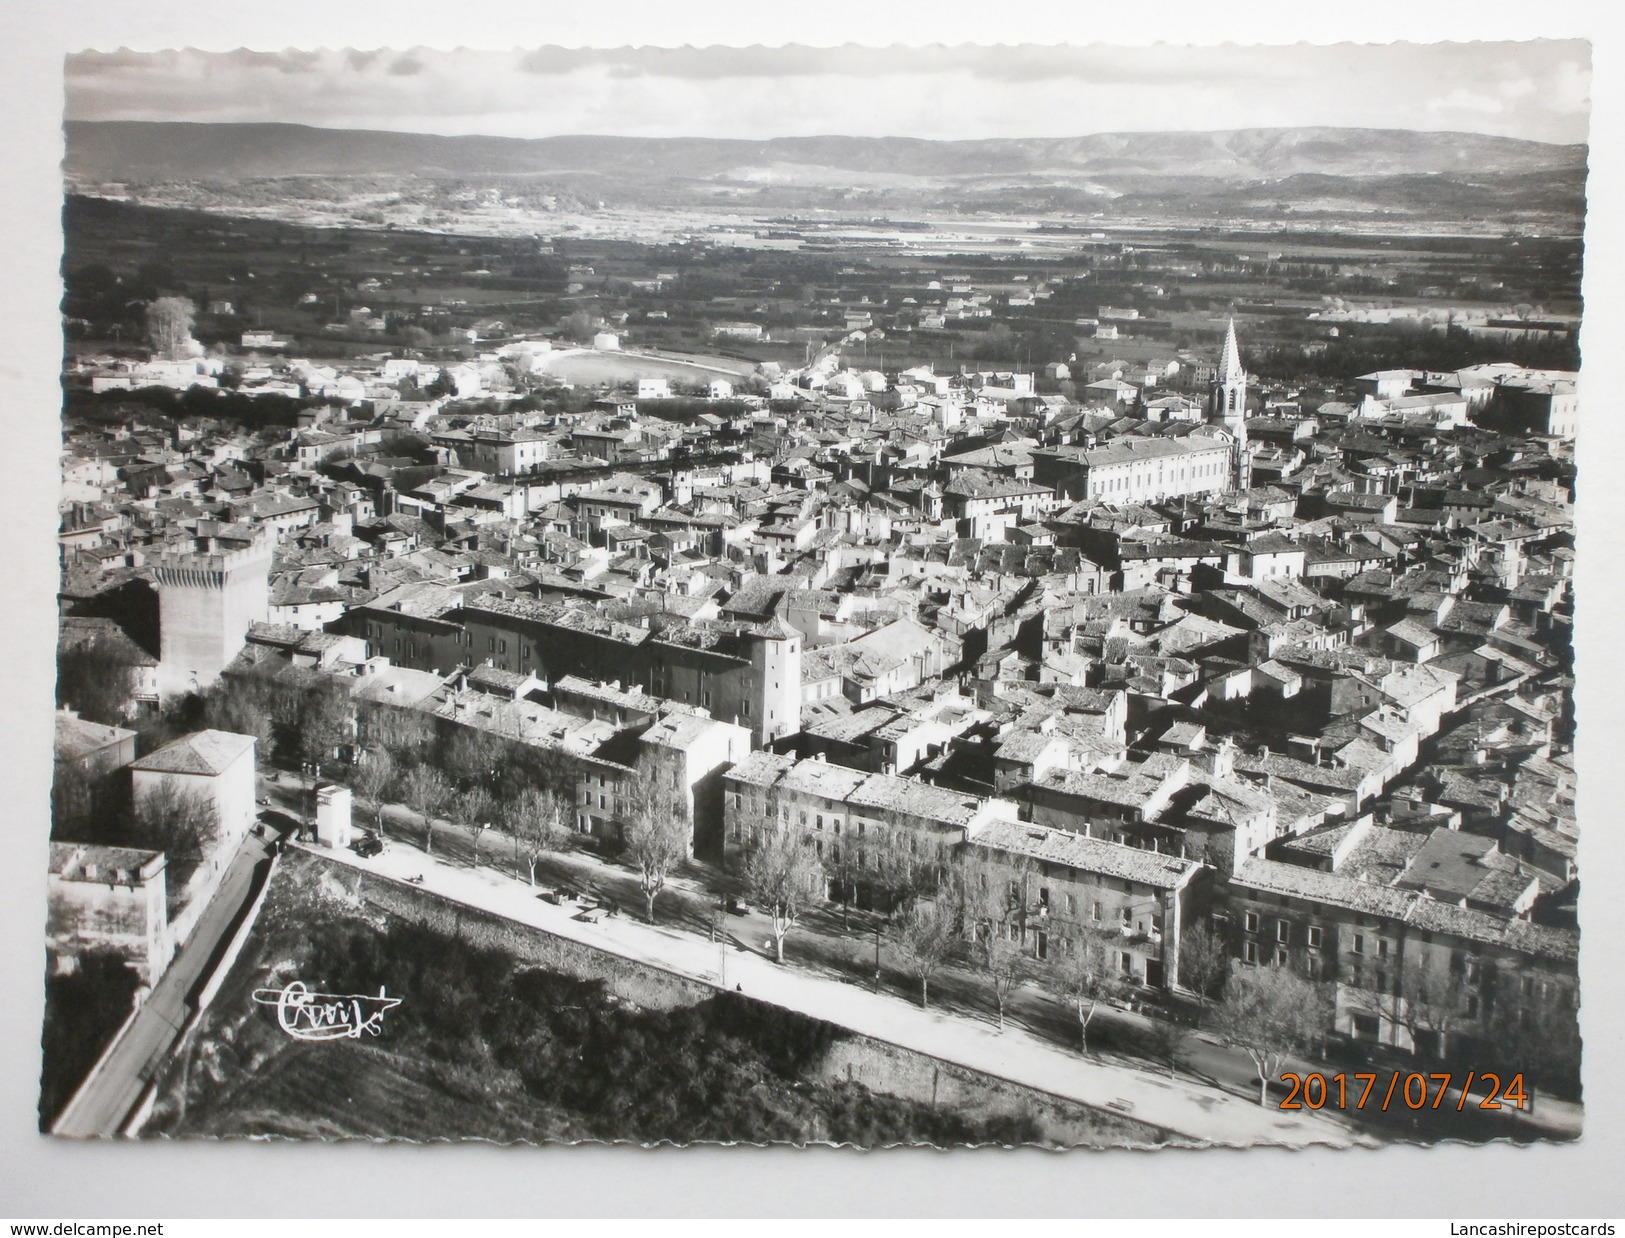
[{"x1": 1278, "y1": 1071, "x2": 1530, "y2": 1112}]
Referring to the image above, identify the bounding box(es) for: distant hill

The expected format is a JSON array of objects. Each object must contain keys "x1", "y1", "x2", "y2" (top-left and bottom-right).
[{"x1": 64, "y1": 120, "x2": 1587, "y2": 184}]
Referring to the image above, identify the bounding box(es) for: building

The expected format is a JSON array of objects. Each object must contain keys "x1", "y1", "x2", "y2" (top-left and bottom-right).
[
  {"x1": 151, "y1": 534, "x2": 272, "y2": 701},
  {"x1": 346, "y1": 589, "x2": 802, "y2": 747},
  {"x1": 1209, "y1": 319, "x2": 1250, "y2": 489},
  {"x1": 963, "y1": 818, "x2": 1209, "y2": 988},
  {"x1": 1032, "y1": 435, "x2": 1235, "y2": 504},
  {"x1": 47, "y1": 843, "x2": 172, "y2": 986},
  {"x1": 129, "y1": 729, "x2": 259, "y2": 860}
]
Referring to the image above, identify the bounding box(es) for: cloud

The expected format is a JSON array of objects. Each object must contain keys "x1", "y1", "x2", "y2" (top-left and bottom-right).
[{"x1": 63, "y1": 40, "x2": 1594, "y2": 145}]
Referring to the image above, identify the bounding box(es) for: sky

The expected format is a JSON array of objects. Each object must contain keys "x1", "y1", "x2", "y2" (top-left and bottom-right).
[{"x1": 64, "y1": 41, "x2": 1593, "y2": 146}]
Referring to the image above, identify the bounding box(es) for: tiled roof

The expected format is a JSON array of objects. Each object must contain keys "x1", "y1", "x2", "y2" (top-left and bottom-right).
[
  {"x1": 131, "y1": 728, "x2": 255, "y2": 777},
  {"x1": 969, "y1": 818, "x2": 1201, "y2": 889}
]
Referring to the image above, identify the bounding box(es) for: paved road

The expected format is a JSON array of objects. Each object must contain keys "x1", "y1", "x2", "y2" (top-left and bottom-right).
[
  {"x1": 268, "y1": 771, "x2": 1581, "y2": 1143},
  {"x1": 294, "y1": 815, "x2": 1362, "y2": 1145},
  {"x1": 52, "y1": 831, "x2": 278, "y2": 1138}
]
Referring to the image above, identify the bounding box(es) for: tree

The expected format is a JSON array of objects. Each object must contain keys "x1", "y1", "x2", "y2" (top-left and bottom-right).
[
  {"x1": 349, "y1": 748, "x2": 395, "y2": 836},
  {"x1": 1394, "y1": 956, "x2": 1472, "y2": 1061},
  {"x1": 889, "y1": 890, "x2": 963, "y2": 1009},
  {"x1": 145, "y1": 296, "x2": 197, "y2": 360},
  {"x1": 1052, "y1": 926, "x2": 1129, "y2": 1056},
  {"x1": 1179, "y1": 920, "x2": 1231, "y2": 1025},
  {"x1": 1141, "y1": 1017, "x2": 1189, "y2": 1079},
  {"x1": 978, "y1": 934, "x2": 1030, "y2": 1030},
  {"x1": 129, "y1": 777, "x2": 218, "y2": 910},
  {"x1": 296, "y1": 680, "x2": 353, "y2": 779},
  {"x1": 444, "y1": 725, "x2": 503, "y2": 793},
  {"x1": 504, "y1": 785, "x2": 567, "y2": 885},
  {"x1": 1489, "y1": 976, "x2": 1582, "y2": 1107},
  {"x1": 1212, "y1": 962, "x2": 1332, "y2": 1106},
  {"x1": 202, "y1": 679, "x2": 275, "y2": 753},
  {"x1": 56, "y1": 637, "x2": 138, "y2": 726},
  {"x1": 622, "y1": 789, "x2": 690, "y2": 924},
  {"x1": 457, "y1": 785, "x2": 496, "y2": 866},
  {"x1": 362, "y1": 704, "x2": 434, "y2": 765},
  {"x1": 869, "y1": 826, "x2": 951, "y2": 913},
  {"x1": 741, "y1": 819, "x2": 825, "y2": 964},
  {"x1": 401, "y1": 765, "x2": 451, "y2": 855}
]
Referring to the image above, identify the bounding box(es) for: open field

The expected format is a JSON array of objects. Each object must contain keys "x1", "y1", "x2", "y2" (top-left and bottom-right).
[{"x1": 533, "y1": 348, "x2": 762, "y2": 385}]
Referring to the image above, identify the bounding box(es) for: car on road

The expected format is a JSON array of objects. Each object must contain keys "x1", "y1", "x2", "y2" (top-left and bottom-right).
[{"x1": 354, "y1": 833, "x2": 385, "y2": 858}]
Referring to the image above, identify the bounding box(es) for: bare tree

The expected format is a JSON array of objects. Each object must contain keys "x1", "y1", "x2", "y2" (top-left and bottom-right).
[
  {"x1": 1489, "y1": 975, "x2": 1582, "y2": 1109},
  {"x1": 129, "y1": 777, "x2": 219, "y2": 912},
  {"x1": 363, "y1": 704, "x2": 435, "y2": 765},
  {"x1": 889, "y1": 889, "x2": 963, "y2": 1009},
  {"x1": 622, "y1": 787, "x2": 690, "y2": 923},
  {"x1": 349, "y1": 748, "x2": 395, "y2": 837},
  {"x1": 870, "y1": 825, "x2": 950, "y2": 913},
  {"x1": 741, "y1": 818, "x2": 825, "y2": 963},
  {"x1": 1212, "y1": 961, "x2": 1333, "y2": 1106},
  {"x1": 401, "y1": 765, "x2": 451, "y2": 856},
  {"x1": 1051, "y1": 925, "x2": 1129, "y2": 1056},
  {"x1": 978, "y1": 934, "x2": 1030, "y2": 1030},
  {"x1": 504, "y1": 785, "x2": 567, "y2": 885},
  {"x1": 145, "y1": 296, "x2": 197, "y2": 360},
  {"x1": 1395, "y1": 955, "x2": 1472, "y2": 1061},
  {"x1": 1141, "y1": 1017, "x2": 1189, "y2": 1080},
  {"x1": 457, "y1": 785, "x2": 496, "y2": 867},
  {"x1": 444, "y1": 725, "x2": 503, "y2": 794},
  {"x1": 1179, "y1": 920, "x2": 1231, "y2": 1026}
]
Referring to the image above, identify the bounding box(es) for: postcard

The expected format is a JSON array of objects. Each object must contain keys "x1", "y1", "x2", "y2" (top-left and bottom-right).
[{"x1": 40, "y1": 38, "x2": 1587, "y2": 1152}]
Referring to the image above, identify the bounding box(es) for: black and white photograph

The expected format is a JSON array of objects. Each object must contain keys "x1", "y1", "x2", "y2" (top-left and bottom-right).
[{"x1": 20, "y1": 14, "x2": 1608, "y2": 1180}]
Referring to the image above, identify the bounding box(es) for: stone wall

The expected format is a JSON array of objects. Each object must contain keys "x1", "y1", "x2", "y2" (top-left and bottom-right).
[{"x1": 321, "y1": 855, "x2": 1169, "y2": 1146}]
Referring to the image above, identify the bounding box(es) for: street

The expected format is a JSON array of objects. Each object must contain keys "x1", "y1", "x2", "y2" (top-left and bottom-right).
[
  {"x1": 269, "y1": 769, "x2": 1580, "y2": 1144},
  {"x1": 52, "y1": 829, "x2": 280, "y2": 1138}
]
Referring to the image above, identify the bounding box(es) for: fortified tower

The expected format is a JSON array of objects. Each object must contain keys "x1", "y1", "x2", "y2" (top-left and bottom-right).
[
  {"x1": 151, "y1": 533, "x2": 272, "y2": 702},
  {"x1": 1209, "y1": 318, "x2": 1251, "y2": 490},
  {"x1": 748, "y1": 616, "x2": 803, "y2": 748}
]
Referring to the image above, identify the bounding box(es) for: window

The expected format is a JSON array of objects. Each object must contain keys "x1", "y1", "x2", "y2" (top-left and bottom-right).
[
  {"x1": 815, "y1": 815, "x2": 824, "y2": 831},
  {"x1": 1276, "y1": 919, "x2": 1290, "y2": 944},
  {"x1": 1243, "y1": 941, "x2": 1260, "y2": 965},
  {"x1": 1274, "y1": 946, "x2": 1289, "y2": 967},
  {"x1": 1066, "y1": 894, "x2": 1077, "y2": 915},
  {"x1": 1377, "y1": 939, "x2": 1389, "y2": 959},
  {"x1": 1463, "y1": 957, "x2": 1481, "y2": 985},
  {"x1": 1352, "y1": 933, "x2": 1366, "y2": 955},
  {"x1": 1307, "y1": 925, "x2": 1323, "y2": 949},
  {"x1": 1091, "y1": 901, "x2": 1102, "y2": 923},
  {"x1": 1466, "y1": 995, "x2": 1480, "y2": 1019},
  {"x1": 1244, "y1": 912, "x2": 1260, "y2": 934}
]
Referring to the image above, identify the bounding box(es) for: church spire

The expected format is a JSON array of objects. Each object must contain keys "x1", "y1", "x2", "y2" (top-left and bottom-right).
[{"x1": 1218, "y1": 317, "x2": 1244, "y2": 383}]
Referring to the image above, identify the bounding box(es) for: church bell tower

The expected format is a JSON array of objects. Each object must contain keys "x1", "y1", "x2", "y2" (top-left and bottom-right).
[{"x1": 1209, "y1": 318, "x2": 1251, "y2": 490}]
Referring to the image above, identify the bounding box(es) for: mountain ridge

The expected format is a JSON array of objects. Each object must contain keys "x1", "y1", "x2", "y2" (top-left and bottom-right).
[{"x1": 64, "y1": 120, "x2": 1587, "y2": 184}]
